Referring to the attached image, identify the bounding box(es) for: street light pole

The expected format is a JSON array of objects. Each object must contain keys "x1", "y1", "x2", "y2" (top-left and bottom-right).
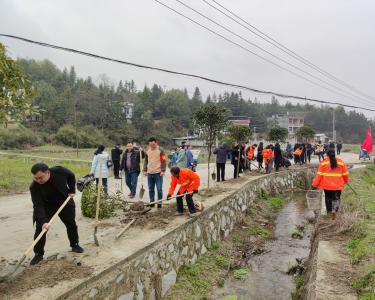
[{"x1": 332, "y1": 109, "x2": 336, "y2": 142}]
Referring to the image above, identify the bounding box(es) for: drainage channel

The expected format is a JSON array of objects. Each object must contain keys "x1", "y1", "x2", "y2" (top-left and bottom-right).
[{"x1": 213, "y1": 192, "x2": 313, "y2": 300}]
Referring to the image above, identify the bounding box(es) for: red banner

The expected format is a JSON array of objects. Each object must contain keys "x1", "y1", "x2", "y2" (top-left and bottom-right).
[{"x1": 361, "y1": 127, "x2": 373, "y2": 153}]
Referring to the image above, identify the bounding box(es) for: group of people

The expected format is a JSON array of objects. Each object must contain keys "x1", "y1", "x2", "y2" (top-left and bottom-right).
[
  {"x1": 213, "y1": 140, "x2": 345, "y2": 181},
  {"x1": 27, "y1": 136, "x2": 348, "y2": 266}
]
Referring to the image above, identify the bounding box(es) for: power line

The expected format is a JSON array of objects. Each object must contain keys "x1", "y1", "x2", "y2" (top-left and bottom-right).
[
  {"x1": 207, "y1": 0, "x2": 375, "y2": 103},
  {"x1": 154, "y1": 0, "x2": 375, "y2": 109},
  {"x1": 0, "y1": 33, "x2": 374, "y2": 112},
  {"x1": 173, "y1": 0, "x2": 375, "y2": 108}
]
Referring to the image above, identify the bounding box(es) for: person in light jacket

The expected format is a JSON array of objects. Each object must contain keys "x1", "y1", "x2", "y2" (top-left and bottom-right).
[{"x1": 90, "y1": 145, "x2": 110, "y2": 194}]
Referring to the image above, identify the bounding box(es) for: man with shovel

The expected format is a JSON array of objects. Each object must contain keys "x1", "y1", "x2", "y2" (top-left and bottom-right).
[
  {"x1": 29, "y1": 163, "x2": 84, "y2": 265},
  {"x1": 167, "y1": 167, "x2": 200, "y2": 217}
]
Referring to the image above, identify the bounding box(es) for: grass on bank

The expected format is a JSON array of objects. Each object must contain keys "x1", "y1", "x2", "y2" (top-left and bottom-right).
[
  {"x1": 0, "y1": 158, "x2": 89, "y2": 195},
  {"x1": 341, "y1": 165, "x2": 375, "y2": 299},
  {"x1": 166, "y1": 196, "x2": 285, "y2": 300}
]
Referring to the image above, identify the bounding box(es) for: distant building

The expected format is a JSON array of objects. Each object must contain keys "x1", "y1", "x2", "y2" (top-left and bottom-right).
[
  {"x1": 122, "y1": 102, "x2": 134, "y2": 123},
  {"x1": 314, "y1": 133, "x2": 329, "y2": 143},
  {"x1": 267, "y1": 112, "x2": 304, "y2": 138},
  {"x1": 228, "y1": 116, "x2": 251, "y2": 127}
]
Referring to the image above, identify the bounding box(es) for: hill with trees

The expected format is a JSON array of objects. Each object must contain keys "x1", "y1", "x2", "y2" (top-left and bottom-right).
[{"x1": 1, "y1": 56, "x2": 372, "y2": 148}]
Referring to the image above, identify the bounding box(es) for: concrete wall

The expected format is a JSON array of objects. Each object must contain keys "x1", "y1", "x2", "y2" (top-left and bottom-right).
[{"x1": 58, "y1": 168, "x2": 315, "y2": 300}]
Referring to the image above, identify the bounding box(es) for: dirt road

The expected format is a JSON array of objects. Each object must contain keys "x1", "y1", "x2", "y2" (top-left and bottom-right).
[{"x1": 0, "y1": 152, "x2": 359, "y2": 262}]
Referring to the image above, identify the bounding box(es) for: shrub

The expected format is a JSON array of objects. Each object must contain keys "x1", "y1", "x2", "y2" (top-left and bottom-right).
[
  {"x1": 56, "y1": 124, "x2": 108, "y2": 148},
  {"x1": 0, "y1": 125, "x2": 42, "y2": 149},
  {"x1": 81, "y1": 183, "x2": 115, "y2": 218}
]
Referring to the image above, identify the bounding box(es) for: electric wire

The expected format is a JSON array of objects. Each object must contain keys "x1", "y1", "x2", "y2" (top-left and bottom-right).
[
  {"x1": 0, "y1": 33, "x2": 374, "y2": 112},
  {"x1": 162, "y1": 0, "x2": 375, "y2": 108},
  {"x1": 207, "y1": 0, "x2": 375, "y2": 103}
]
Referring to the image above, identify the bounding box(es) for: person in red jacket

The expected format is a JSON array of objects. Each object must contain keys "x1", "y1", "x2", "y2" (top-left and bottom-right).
[
  {"x1": 168, "y1": 167, "x2": 200, "y2": 217},
  {"x1": 312, "y1": 150, "x2": 349, "y2": 219}
]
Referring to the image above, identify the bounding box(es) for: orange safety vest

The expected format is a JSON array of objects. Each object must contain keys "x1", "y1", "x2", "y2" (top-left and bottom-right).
[
  {"x1": 312, "y1": 157, "x2": 349, "y2": 190},
  {"x1": 262, "y1": 149, "x2": 273, "y2": 163},
  {"x1": 247, "y1": 146, "x2": 255, "y2": 160},
  {"x1": 294, "y1": 148, "x2": 302, "y2": 156},
  {"x1": 168, "y1": 168, "x2": 201, "y2": 195}
]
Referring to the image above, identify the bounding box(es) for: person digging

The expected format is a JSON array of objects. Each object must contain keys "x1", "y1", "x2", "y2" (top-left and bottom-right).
[
  {"x1": 167, "y1": 167, "x2": 200, "y2": 218},
  {"x1": 29, "y1": 163, "x2": 84, "y2": 265}
]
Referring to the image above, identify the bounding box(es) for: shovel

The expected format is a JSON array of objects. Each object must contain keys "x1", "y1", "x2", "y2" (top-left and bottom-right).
[
  {"x1": 93, "y1": 158, "x2": 102, "y2": 246},
  {"x1": 0, "y1": 196, "x2": 72, "y2": 282},
  {"x1": 139, "y1": 149, "x2": 145, "y2": 199}
]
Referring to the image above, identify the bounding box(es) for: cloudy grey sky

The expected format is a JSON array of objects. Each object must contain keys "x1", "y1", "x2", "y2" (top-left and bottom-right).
[{"x1": 1, "y1": 0, "x2": 375, "y2": 116}]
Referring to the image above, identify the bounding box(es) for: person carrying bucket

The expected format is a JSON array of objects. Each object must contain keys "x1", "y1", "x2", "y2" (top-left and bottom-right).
[{"x1": 312, "y1": 149, "x2": 349, "y2": 220}]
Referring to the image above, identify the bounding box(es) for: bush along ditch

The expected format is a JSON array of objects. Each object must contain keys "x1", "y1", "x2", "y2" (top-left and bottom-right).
[{"x1": 166, "y1": 193, "x2": 286, "y2": 299}]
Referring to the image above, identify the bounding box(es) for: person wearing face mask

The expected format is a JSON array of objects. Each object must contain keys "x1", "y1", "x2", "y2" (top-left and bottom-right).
[{"x1": 29, "y1": 163, "x2": 84, "y2": 266}]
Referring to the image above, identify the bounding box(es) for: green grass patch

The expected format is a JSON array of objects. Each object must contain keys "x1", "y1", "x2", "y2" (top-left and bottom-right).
[
  {"x1": 266, "y1": 197, "x2": 285, "y2": 210},
  {"x1": 0, "y1": 158, "x2": 89, "y2": 195},
  {"x1": 233, "y1": 268, "x2": 248, "y2": 280},
  {"x1": 291, "y1": 274, "x2": 305, "y2": 300}
]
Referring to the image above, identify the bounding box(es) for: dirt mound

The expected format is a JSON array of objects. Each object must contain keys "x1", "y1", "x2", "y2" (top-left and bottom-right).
[
  {"x1": 123, "y1": 203, "x2": 181, "y2": 228},
  {"x1": 0, "y1": 259, "x2": 93, "y2": 299},
  {"x1": 130, "y1": 201, "x2": 145, "y2": 211}
]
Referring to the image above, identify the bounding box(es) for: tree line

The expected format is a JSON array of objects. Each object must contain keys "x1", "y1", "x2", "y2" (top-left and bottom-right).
[{"x1": 1, "y1": 50, "x2": 372, "y2": 148}]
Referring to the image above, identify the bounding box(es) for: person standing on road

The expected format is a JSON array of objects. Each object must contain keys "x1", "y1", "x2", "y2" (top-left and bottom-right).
[
  {"x1": 176, "y1": 142, "x2": 187, "y2": 168},
  {"x1": 186, "y1": 144, "x2": 195, "y2": 170},
  {"x1": 29, "y1": 163, "x2": 84, "y2": 265},
  {"x1": 263, "y1": 145, "x2": 274, "y2": 174},
  {"x1": 313, "y1": 149, "x2": 349, "y2": 220},
  {"x1": 257, "y1": 142, "x2": 264, "y2": 169},
  {"x1": 273, "y1": 143, "x2": 282, "y2": 172},
  {"x1": 111, "y1": 144, "x2": 123, "y2": 179},
  {"x1": 231, "y1": 143, "x2": 243, "y2": 178},
  {"x1": 120, "y1": 142, "x2": 141, "y2": 198},
  {"x1": 143, "y1": 137, "x2": 167, "y2": 209},
  {"x1": 213, "y1": 143, "x2": 230, "y2": 182},
  {"x1": 167, "y1": 167, "x2": 200, "y2": 217},
  {"x1": 306, "y1": 143, "x2": 313, "y2": 163},
  {"x1": 246, "y1": 144, "x2": 257, "y2": 171},
  {"x1": 315, "y1": 141, "x2": 324, "y2": 162},
  {"x1": 90, "y1": 145, "x2": 110, "y2": 194},
  {"x1": 336, "y1": 141, "x2": 343, "y2": 155}
]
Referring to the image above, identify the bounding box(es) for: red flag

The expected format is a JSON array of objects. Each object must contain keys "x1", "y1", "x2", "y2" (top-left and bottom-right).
[{"x1": 361, "y1": 127, "x2": 373, "y2": 153}]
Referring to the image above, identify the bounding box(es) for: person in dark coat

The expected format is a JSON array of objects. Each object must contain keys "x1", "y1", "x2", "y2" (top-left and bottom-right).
[
  {"x1": 213, "y1": 144, "x2": 230, "y2": 182},
  {"x1": 29, "y1": 163, "x2": 83, "y2": 266},
  {"x1": 257, "y1": 142, "x2": 264, "y2": 169},
  {"x1": 306, "y1": 143, "x2": 313, "y2": 163},
  {"x1": 273, "y1": 143, "x2": 282, "y2": 171},
  {"x1": 336, "y1": 141, "x2": 343, "y2": 155},
  {"x1": 231, "y1": 144, "x2": 243, "y2": 178},
  {"x1": 111, "y1": 144, "x2": 123, "y2": 179},
  {"x1": 120, "y1": 142, "x2": 141, "y2": 198}
]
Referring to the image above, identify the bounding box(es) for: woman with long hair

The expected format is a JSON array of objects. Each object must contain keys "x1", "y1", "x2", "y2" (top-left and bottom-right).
[
  {"x1": 90, "y1": 145, "x2": 110, "y2": 194},
  {"x1": 312, "y1": 149, "x2": 349, "y2": 219},
  {"x1": 274, "y1": 143, "x2": 282, "y2": 171}
]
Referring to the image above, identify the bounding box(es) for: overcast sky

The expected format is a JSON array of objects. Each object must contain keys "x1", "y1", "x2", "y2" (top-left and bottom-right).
[{"x1": 1, "y1": 0, "x2": 375, "y2": 116}]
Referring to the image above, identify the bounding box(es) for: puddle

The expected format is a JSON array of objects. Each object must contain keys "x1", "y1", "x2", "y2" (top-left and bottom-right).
[{"x1": 213, "y1": 193, "x2": 313, "y2": 300}]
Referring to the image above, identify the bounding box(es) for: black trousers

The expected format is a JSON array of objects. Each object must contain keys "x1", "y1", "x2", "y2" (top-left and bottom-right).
[
  {"x1": 96, "y1": 178, "x2": 108, "y2": 194},
  {"x1": 307, "y1": 152, "x2": 312, "y2": 163},
  {"x1": 233, "y1": 163, "x2": 239, "y2": 178},
  {"x1": 337, "y1": 149, "x2": 341, "y2": 155},
  {"x1": 176, "y1": 193, "x2": 196, "y2": 214},
  {"x1": 113, "y1": 160, "x2": 120, "y2": 178},
  {"x1": 34, "y1": 200, "x2": 79, "y2": 255},
  {"x1": 216, "y1": 163, "x2": 225, "y2": 181},
  {"x1": 324, "y1": 190, "x2": 341, "y2": 213}
]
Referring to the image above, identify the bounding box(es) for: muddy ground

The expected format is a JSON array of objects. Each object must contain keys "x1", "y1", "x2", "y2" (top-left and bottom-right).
[{"x1": 0, "y1": 258, "x2": 92, "y2": 299}]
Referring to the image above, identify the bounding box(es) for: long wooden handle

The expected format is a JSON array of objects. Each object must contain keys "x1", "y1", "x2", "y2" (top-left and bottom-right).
[
  {"x1": 147, "y1": 192, "x2": 193, "y2": 206},
  {"x1": 95, "y1": 159, "x2": 103, "y2": 225},
  {"x1": 115, "y1": 219, "x2": 135, "y2": 239},
  {"x1": 24, "y1": 195, "x2": 72, "y2": 256}
]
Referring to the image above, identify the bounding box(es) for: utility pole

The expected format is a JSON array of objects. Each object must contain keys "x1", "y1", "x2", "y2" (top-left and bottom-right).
[
  {"x1": 74, "y1": 102, "x2": 79, "y2": 158},
  {"x1": 332, "y1": 108, "x2": 336, "y2": 142}
]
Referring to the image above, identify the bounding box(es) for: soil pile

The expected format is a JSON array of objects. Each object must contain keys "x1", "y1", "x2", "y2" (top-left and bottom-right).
[{"x1": 0, "y1": 259, "x2": 93, "y2": 299}]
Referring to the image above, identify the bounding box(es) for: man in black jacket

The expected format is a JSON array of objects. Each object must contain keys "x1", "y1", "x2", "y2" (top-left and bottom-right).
[
  {"x1": 120, "y1": 142, "x2": 141, "y2": 198},
  {"x1": 111, "y1": 144, "x2": 123, "y2": 179},
  {"x1": 29, "y1": 163, "x2": 83, "y2": 265}
]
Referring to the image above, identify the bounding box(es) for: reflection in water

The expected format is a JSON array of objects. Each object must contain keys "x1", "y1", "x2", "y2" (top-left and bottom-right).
[{"x1": 212, "y1": 193, "x2": 312, "y2": 300}]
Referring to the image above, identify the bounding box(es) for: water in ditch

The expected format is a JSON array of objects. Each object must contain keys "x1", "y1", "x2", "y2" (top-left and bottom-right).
[{"x1": 212, "y1": 192, "x2": 313, "y2": 300}]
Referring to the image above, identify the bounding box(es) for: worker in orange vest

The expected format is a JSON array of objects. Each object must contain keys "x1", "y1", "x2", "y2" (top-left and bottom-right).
[
  {"x1": 167, "y1": 167, "x2": 200, "y2": 217},
  {"x1": 294, "y1": 147, "x2": 303, "y2": 165},
  {"x1": 246, "y1": 144, "x2": 257, "y2": 170},
  {"x1": 312, "y1": 150, "x2": 349, "y2": 220},
  {"x1": 262, "y1": 145, "x2": 274, "y2": 174}
]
